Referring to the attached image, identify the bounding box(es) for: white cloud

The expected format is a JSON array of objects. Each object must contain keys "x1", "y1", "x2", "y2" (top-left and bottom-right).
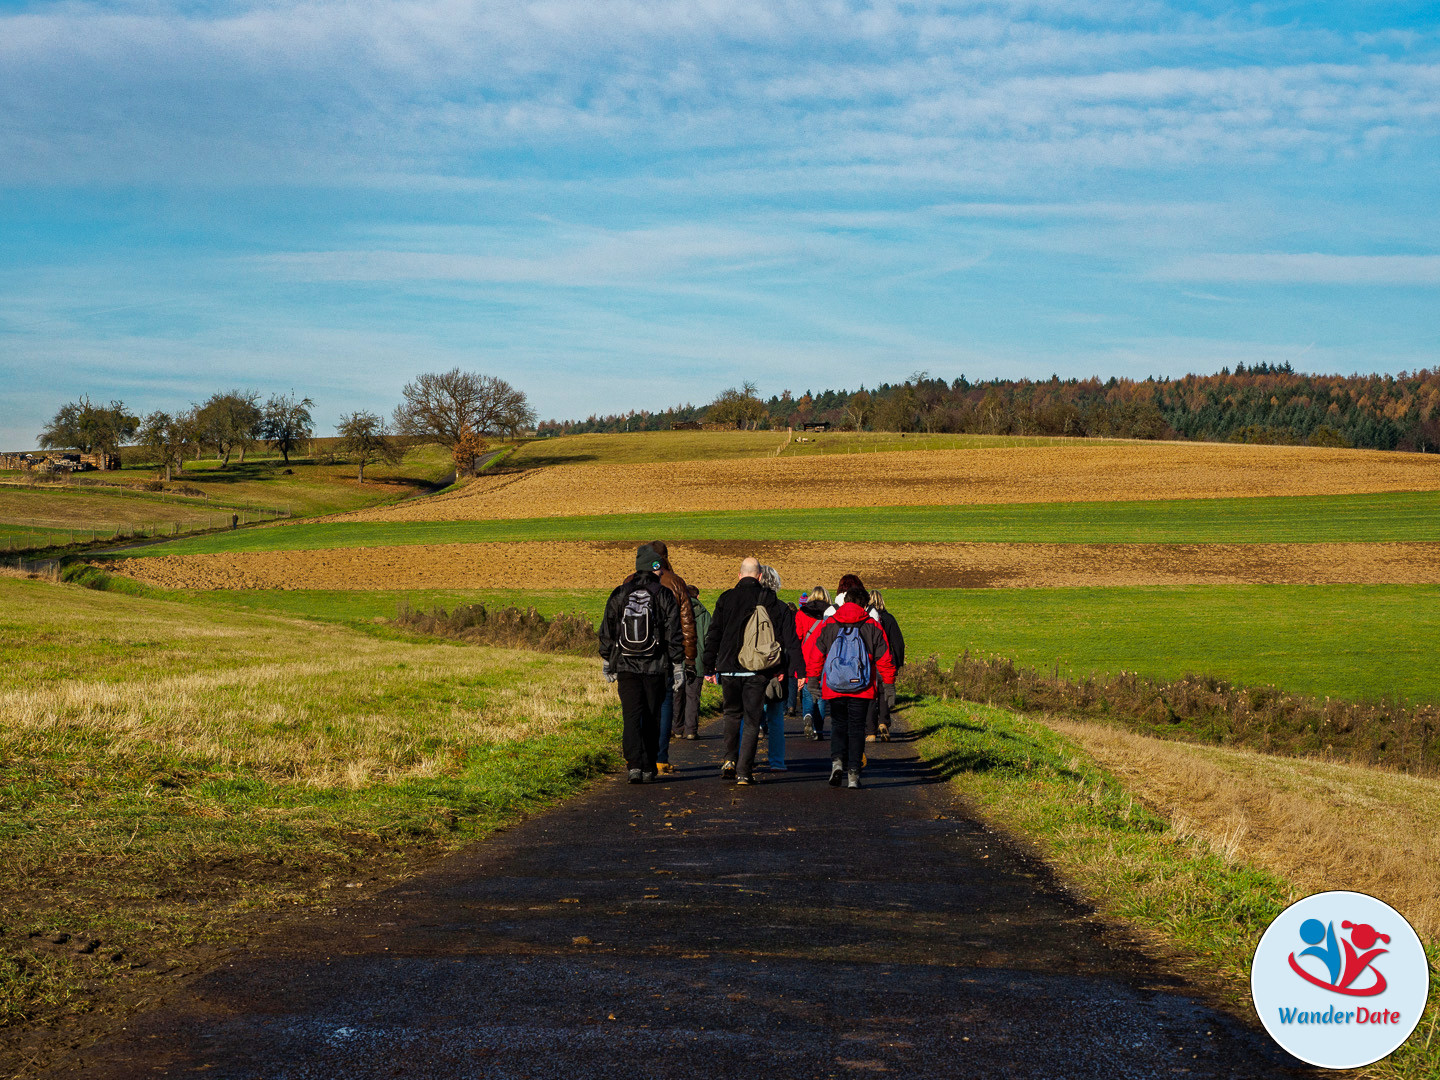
[{"x1": 1160, "y1": 253, "x2": 1440, "y2": 285}]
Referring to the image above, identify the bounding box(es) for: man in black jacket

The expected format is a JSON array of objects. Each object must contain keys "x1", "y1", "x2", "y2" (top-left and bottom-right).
[
  {"x1": 600, "y1": 545, "x2": 686, "y2": 784},
  {"x1": 701, "y1": 557, "x2": 801, "y2": 785},
  {"x1": 866, "y1": 590, "x2": 906, "y2": 741}
]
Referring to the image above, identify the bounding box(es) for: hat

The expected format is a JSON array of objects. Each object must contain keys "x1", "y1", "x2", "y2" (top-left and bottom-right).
[{"x1": 636, "y1": 544, "x2": 662, "y2": 574}]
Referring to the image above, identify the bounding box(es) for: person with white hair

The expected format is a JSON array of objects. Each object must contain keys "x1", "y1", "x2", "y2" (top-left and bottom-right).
[{"x1": 701, "y1": 557, "x2": 801, "y2": 785}]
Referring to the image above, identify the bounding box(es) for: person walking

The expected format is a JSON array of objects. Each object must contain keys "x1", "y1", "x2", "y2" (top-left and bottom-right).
[
  {"x1": 620, "y1": 540, "x2": 696, "y2": 775},
  {"x1": 805, "y1": 574, "x2": 895, "y2": 789},
  {"x1": 794, "y1": 585, "x2": 830, "y2": 740},
  {"x1": 702, "y1": 557, "x2": 800, "y2": 786},
  {"x1": 867, "y1": 590, "x2": 905, "y2": 741},
  {"x1": 757, "y1": 564, "x2": 801, "y2": 772},
  {"x1": 600, "y1": 545, "x2": 686, "y2": 784},
  {"x1": 680, "y1": 583, "x2": 710, "y2": 740}
]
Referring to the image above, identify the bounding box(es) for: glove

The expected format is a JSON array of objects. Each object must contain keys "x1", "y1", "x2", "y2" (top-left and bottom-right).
[
  {"x1": 672, "y1": 663, "x2": 684, "y2": 692},
  {"x1": 806, "y1": 676, "x2": 821, "y2": 700},
  {"x1": 603, "y1": 660, "x2": 617, "y2": 684}
]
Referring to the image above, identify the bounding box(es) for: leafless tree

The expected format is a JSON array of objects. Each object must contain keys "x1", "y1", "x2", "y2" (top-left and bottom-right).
[
  {"x1": 337, "y1": 411, "x2": 403, "y2": 483},
  {"x1": 392, "y1": 370, "x2": 536, "y2": 449}
]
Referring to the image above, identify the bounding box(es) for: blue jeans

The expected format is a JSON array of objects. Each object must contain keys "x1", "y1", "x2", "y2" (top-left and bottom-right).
[
  {"x1": 657, "y1": 684, "x2": 674, "y2": 763},
  {"x1": 763, "y1": 696, "x2": 786, "y2": 770},
  {"x1": 800, "y1": 684, "x2": 827, "y2": 735}
]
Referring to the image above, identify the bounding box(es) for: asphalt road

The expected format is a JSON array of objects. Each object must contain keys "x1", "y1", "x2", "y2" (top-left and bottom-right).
[{"x1": 56, "y1": 713, "x2": 1308, "y2": 1079}]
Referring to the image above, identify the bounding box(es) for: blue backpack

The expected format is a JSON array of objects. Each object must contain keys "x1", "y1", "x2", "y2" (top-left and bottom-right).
[{"x1": 823, "y1": 624, "x2": 872, "y2": 693}]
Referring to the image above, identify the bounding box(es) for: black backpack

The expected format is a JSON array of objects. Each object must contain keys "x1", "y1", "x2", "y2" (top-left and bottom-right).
[{"x1": 618, "y1": 581, "x2": 663, "y2": 657}]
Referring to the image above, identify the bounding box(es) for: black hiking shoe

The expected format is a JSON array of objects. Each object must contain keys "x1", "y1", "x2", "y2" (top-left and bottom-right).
[
  {"x1": 735, "y1": 775, "x2": 754, "y2": 786},
  {"x1": 628, "y1": 769, "x2": 643, "y2": 784},
  {"x1": 642, "y1": 770, "x2": 658, "y2": 783},
  {"x1": 828, "y1": 759, "x2": 844, "y2": 787},
  {"x1": 720, "y1": 760, "x2": 736, "y2": 780},
  {"x1": 848, "y1": 770, "x2": 862, "y2": 789}
]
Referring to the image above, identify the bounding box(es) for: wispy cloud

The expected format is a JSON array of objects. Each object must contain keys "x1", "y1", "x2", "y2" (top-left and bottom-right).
[{"x1": 1161, "y1": 253, "x2": 1440, "y2": 285}]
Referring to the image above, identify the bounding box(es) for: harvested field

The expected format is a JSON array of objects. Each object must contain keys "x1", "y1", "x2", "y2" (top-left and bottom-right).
[
  {"x1": 1048, "y1": 720, "x2": 1440, "y2": 941},
  {"x1": 111, "y1": 539, "x2": 1440, "y2": 591},
  {"x1": 348, "y1": 442, "x2": 1440, "y2": 522}
]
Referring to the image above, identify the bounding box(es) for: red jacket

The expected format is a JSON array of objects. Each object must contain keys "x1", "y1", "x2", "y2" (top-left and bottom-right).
[
  {"x1": 793, "y1": 599, "x2": 828, "y2": 674},
  {"x1": 803, "y1": 601, "x2": 896, "y2": 699}
]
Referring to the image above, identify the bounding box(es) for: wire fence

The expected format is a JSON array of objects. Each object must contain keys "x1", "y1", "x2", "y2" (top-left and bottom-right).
[{"x1": 0, "y1": 505, "x2": 290, "y2": 555}]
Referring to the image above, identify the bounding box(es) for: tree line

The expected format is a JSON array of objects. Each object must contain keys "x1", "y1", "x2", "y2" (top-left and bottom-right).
[
  {"x1": 34, "y1": 370, "x2": 537, "y2": 483},
  {"x1": 538, "y1": 364, "x2": 1440, "y2": 452}
]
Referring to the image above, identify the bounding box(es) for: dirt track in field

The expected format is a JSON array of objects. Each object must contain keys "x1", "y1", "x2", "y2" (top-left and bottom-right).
[
  {"x1": 345, "y1": 442, "x2": 1440, "y2": 522},
  {"x1": 113, "y1": 539, "x2": 1440, "y2": 591}
]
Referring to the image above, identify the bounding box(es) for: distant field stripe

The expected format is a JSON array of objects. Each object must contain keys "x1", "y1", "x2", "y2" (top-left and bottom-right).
[
  {"x1": 115, "y1": 490, "x2": 1440, "y2": 557},
  {"x1": 179, "y1": 583, "x2": 1440, "y2": 705}
]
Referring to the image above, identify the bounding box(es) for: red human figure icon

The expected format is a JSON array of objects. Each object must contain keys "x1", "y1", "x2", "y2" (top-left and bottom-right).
[{"x1": 1339, "y1": 921, "x2": 1391, "y2": 991}]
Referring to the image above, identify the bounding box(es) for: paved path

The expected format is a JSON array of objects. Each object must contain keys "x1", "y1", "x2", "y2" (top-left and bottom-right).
[{"x1": 58, "y1": 715, "x2": 1306, "y2": 1078}]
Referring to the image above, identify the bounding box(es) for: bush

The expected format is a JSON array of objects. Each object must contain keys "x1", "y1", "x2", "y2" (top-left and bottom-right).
[{"x1": 394, "y1": 602, "x2": 597, "y2": 654}]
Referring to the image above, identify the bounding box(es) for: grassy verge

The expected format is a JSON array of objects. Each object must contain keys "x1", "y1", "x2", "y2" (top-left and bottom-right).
[
  {"x1": 913, "y1": 700, "x2": 1438, "y2": 1079},
  {"x1": 0, "y1": 577, "x2": 620, "y2": 1036},
  {"x1": 109, "y1": 490, "x2": 1440, "y2": 556},
  {"x1": 143, "y1": 583, "x2": 1440, "y2": 705}
]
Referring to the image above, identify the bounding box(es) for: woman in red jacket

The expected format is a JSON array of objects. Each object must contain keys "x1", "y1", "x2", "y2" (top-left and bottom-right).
[
  {"x1": 804, "y1": 574, "x2": 895, "y2": 789},
  {"x1": 794, "y1": 585, "x2": 830, "y2": 740}
]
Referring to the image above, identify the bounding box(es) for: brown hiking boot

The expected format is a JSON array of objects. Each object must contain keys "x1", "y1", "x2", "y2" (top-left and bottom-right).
[
  {"x1": 655, "y1": 763, "x2": 675, "y2": 775},
  {"x1": 877, "y1": 724, "x2": 889, "y2": 741}
]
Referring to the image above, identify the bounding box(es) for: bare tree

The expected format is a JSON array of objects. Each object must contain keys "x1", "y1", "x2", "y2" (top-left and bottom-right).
[
  {"x1": 38, "y1": 397, "x2": 138, "y2": 457},
  {"x1": 706, "y1": 382, "x2": 769, "y2": 429},
  {"x1": 195, "y1": 390, "x2": 263, "y2": 466},
  {"x1": 260, "y1": 392, "x2": 314, "y2": 463},
  {"x1": 843, "y1": 390, "x2": 874, "y2": 431},
  {"x1": 139, "y1": 409, "x2": 200, "y2": 481},
  {"x1": 392, "y1": 370, "x2": 536, "y2": 451},
  {"x1": 337, "y1": 411, "x2": 402, "y2": 483}
]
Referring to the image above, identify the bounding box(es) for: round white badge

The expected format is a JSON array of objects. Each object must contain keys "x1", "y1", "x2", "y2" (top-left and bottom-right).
[{"x1": 1252, "y1": 891, "x2": 1430, "y2": 1069}]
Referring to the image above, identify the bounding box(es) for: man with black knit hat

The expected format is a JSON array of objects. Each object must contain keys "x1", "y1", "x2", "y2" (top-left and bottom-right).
[{"x1": 599, "y1": 545, "x2": 686, "y2": 783}]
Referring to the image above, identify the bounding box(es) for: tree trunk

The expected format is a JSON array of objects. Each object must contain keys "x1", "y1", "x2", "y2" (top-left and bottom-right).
[
  {"x1": 221, "y1": 447, "x2": 232, "y2": 467},
  {"x1": 164, "y1": 462, "x2": 172, "y2": 482},
  {"x1": 357, "y1": 460, "x2": 365, "y2": 484},
  {"x1": 238, "y1": 444, "x2": 246, "y2": 464}
]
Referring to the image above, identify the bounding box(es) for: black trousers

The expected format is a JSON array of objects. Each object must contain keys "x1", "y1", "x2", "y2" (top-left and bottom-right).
[
  {"x1": 721, "y1": 674, "x2": 766, "y2": 778},
  {"x1": 617, "y1": 672, "x2": 666, "y2": 772},
  {"x1": 829, "y1": 695, "x2": 868, "y2": 771},
  {"x1": 680, "y1": 670, "x2": 703, "y2": 738}
]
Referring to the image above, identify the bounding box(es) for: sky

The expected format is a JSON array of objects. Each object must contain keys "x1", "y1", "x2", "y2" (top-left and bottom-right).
[{"x1": 1, "y1": 0, "x2": 1437, "y2": 448}]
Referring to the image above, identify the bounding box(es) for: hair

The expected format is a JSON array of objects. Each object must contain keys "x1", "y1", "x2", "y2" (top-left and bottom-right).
[
  {"x1": 759, "y1": 564, "x2": 782, "y2": 592},
  {"x1": 870, "y1": 590, "x2": 885, "y2": 611},
  {"x1": 686, "y1": 583, "x2": 699, "y2": 599},
  {"x1": 807, "y1": 585, "x2": 829, "y2": 604},
  {"x1": 837, "y1": 573, "x2": 869, "y2": 609}
]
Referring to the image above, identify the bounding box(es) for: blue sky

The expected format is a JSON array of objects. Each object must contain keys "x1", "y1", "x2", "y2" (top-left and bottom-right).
[{"x1": 1, "y1": 0, "x2": 1437, "y2": 448}]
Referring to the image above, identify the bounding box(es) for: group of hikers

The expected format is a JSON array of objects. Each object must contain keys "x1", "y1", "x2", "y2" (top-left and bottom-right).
[{"x1": 598, "y1": 543, "x2": 905, "y2": 791}]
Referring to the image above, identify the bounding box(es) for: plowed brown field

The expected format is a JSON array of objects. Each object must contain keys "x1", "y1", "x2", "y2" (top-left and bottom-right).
[
  {"x1": 346, "y1": 443, "x2": 1440, "y2": 522},
  {"x1": 112, "y1": 540, "x2": 1440, "y2": 591}
]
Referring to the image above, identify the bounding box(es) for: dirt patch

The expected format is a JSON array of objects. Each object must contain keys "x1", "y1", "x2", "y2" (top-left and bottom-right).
[
  {"x1": 111, "y1": 539, "x2": 1440, "y2": 591},
  {"x1": 345, "y1": 442, "x2": 1440, "y2": 522}
]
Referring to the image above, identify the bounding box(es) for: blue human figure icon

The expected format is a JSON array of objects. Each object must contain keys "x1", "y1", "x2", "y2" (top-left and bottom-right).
[{"x1": 1299, "y1": 918, "x2": 1342, "y2": 985}]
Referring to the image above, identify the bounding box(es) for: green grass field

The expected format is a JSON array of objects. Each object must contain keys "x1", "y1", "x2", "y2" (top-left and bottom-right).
[
  {"x1": 2, "y1": 443, "x2": 454, "y2": 523},
  {"x1": 107, "y1": 489, "x2": 1440, "y2": 557},
  {"x1": 0, "y1": 576, "x2": 619, "y2": 1028},
  {"x1": 163, "y1": 582, "x2": 1440, "y2": 704}
]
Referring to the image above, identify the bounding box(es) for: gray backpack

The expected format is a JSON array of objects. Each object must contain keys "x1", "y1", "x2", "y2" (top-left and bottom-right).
[{"x1": 738, "y1": 603, "x2": 782, "y2": 671}]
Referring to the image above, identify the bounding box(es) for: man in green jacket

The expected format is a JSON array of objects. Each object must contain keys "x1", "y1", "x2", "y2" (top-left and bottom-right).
[{"x1": 679, "y1": 583, "x2": 710, "y2": 740}]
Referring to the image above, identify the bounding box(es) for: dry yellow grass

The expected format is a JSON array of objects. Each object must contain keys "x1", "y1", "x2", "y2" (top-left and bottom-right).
[
  {"x1": 1045, "y1": 719, "x2": 1440, "y2": 941},
  {"x1": 111, "y1": 538, "x2": 1440, "y2": 591},
  {"x1": 349, "y1": 442, "x2": 1440, "y2": 522}
]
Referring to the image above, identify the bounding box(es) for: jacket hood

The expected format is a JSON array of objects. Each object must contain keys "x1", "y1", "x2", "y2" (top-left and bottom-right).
[
  {"x1": 831, "y1": 601, "x2": 870, "y2": 624},
  {"x1": 800, "y1": 598, "x2": 828, "y2": 617}
]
